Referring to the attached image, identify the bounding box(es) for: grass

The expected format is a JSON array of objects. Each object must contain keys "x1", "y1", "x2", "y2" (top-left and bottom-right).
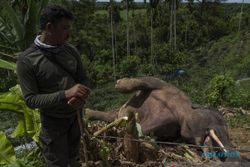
[
  {"x1": 85, "y1": 82, "x2": 131, "y2": 111},
  {"x1": 226, "y1": 113, "x2": 250, "y2": 130}
]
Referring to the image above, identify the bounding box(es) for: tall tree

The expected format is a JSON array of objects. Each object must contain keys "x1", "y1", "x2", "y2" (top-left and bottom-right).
[
  {"x1": 238, "y1": 0, "x2": 245, "y2": 33},
  {"x1": 147, "y1": 0, "x2": 160, "y2": 67},
  {"x1": 109, "y1": 0, "x2": 116, "y2": 80},
  {"x1": 131, "y1": 0, "x2": 137, "y2": 55},
  {"x1": 169, "y1": 0, "x2": 177, "y2": 50},
  {"x1": 126, "y1": 0, "x2": 130, "y2": 57}
]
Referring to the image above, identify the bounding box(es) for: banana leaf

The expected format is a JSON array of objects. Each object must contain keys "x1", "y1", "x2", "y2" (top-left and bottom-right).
[
  {"x1": 11, "y1": 116, "x2": 25, "y2": 138},
  {"x1": 25, "y1": 0, "x2": 39, "y2": 48},
  {"x1": 0, "y1": 59, "x2": 16, "y2": 71},
  {"x1": 0, "y1": 85, "x2": 41, "y2": 142},
  {"x1": 0, "y1": 132, "x2": 16, "y2": 164},
  {"x1": 2, "y1": 1, "x2": 24, "y2": 50}
]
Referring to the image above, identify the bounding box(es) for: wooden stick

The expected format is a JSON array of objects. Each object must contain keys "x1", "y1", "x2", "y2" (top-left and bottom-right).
[
  {"x1": 93, "y1": 116, "x2": 128, "y2": 137},
  {"x1": 77, "y1": 109, "x2": 88, "y2": 167}
]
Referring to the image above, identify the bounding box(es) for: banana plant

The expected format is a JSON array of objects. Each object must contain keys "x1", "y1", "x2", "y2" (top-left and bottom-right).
[
  {"x1": 0, "y1": 132, "x2": 16, "y2": 165},
  {"x1": 0, "y1": 0, "x2": 48, "y2": 70},
  {"x1": 0, "y1": 85, "x2": 41, "y2": 165},
  {"x1": 0, "y1": 59, "x2": 16, "y2": 71},
  {"x1": 0, "y1": 85, "x2": 41, "y2": 142},
  {"x1": 0, "y1": 132, "x2": 36, "y2": 166},
  {"x1": 0, "y1": 1, "x2": 48, "y2": 165}
]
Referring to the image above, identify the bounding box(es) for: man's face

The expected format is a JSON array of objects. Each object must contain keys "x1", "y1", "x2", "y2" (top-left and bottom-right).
[{"x1": 50, "y1": 18, "x2": 71, "y2": 45}]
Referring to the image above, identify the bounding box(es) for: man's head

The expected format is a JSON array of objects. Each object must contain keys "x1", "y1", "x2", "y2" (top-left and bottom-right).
[{"x1": 40, "y1": 5, "x2": 73, "y2": 45}]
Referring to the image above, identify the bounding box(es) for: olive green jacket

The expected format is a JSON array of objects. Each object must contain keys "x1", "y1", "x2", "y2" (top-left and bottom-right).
[{"x1": 16, "y1": 43, "x2": 89, "y2": 118}]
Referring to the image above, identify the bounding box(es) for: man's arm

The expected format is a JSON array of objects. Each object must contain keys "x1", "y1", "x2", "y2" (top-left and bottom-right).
[
  {"x1": 67, "y1": 44, "x2": 90, "y2": 87},
  {"x1": 65, "y1": 46, "x2": 91, "y2": 109},
  {"x1": 16, "y1": 60, "x2": 66, "y2": 109}
]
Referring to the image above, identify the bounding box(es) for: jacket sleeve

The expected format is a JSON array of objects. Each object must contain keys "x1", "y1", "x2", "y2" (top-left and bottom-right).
[{"x1": 16, "y1": 58, "x2": 67, "y2": 109}]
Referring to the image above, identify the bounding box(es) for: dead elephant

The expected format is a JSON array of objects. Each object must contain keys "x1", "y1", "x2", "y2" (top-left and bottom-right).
[{"x1": 86, "y1": 77, "x2": 235, "y2": 158}]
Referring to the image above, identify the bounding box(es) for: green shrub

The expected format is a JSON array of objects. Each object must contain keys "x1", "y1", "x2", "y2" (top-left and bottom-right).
[
  {"x1": 118, "y1": 55, "x2": 141, "y2": 78},
  {"x1": 206, "y1": 74, "x2": 250, "y2": 109},
  {"x1": 226, "y1": 87, "x2": 250, "y2": 109},
  {"x1": 206, "y1": 74, "x2": 234, "y2": 106}
]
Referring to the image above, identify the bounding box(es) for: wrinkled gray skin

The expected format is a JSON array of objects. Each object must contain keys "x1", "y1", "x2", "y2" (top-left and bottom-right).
[{"x1": 87, "y1": 77, "x2": 237, "y2": 160}]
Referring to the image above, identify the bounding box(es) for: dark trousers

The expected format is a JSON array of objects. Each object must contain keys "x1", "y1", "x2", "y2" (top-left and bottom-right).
[{"x1": 40, "y1": 114, "x2": 81, "y2": 167}]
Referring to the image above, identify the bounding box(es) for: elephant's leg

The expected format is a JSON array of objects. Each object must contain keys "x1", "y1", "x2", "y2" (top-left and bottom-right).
[{"x1": 85, "y1": 108, "x2": 118, "y2": 122}]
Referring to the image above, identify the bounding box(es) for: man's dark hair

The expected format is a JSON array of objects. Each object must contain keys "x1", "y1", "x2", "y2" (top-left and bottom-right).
[{"x1": 40, "y1": 5, "x2": 73, "y2": 30}]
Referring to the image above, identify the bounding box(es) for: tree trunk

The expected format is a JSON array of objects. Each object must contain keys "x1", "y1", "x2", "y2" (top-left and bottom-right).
[
  {"x1": 110, "y1": 3, "x2": 116, "y2": 81},
  {"x1": 238, "y1": 0, "x2": 245, "y2": 33},
  {"x1": 115, "y1": 28, "x2": 118, "y2": 64},
  {"x1": 169, "y1": 0, "x2": 173, "y2": 46},
  {"x1": 150, "y1": 8, "x2": 154, "y2": 68},
  {"x1": 132, "y1": 9, "x2": 137, "y2": 55},
  {"x1": 185, "y1": 24, "x2": 188, "y2": 46},
  {"x1": 126, "y1": 0, "x2": 130, "y2": 57},
  {"x1": 173, "y1": 0, "x2": 176, "y2": 50}
]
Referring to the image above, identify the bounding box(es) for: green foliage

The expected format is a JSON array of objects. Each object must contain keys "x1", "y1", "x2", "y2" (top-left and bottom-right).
[
  {"x1": 152, "y1": 43, "x2": 188, "y2": 73},
  {"x1": 98, "y1": 140, "x2": 110, "y2": 167},
  {"x1": 0, "y1": 0, "x2": 48, "y2": 91},
  {"x1": 226, "y1": 85, "x2": 250, "y2": 109},
  {"x1": 0, "y1": 60, "x2": 16, "y2": 71},
  {"x1": 89, "y1": 63, "x2": 113, "y2": 86},
  {"x1": 87, "y1": 49, "x2": 113, "y2": 85},
  {"x1": 2, "y1": 160, "x2": 33, "y2": 167},
  {"x1": 0, "y1": 85, "x2": 40, "y2": 142},
  {"x1": 0, "y1": 0, "x2": 48, "y2": 51},
  {"x1": 118, "y1": 55, "x2": 141, "y2": 77},
  {"x1": 1, "y1": 1, "x2": 24, "y2": 49},
  {"x1": 0, "y1": 135, "x2": 41, "y2": 166},
  {"x1": 14, "y1": 148, "x2": 42, "y2": 167},
  {"x1": 226, "y1": 113, "x2": 250, "y2": 129},
  {"x1": 206, "y1": 74, "x2": 234, "y2": 107},
  {"x1": 0, "y1": 132, "x2": 16, "y2": 164},
  {"x1": 0, "y1": 84, "x2": 41, "y2": 166},
  {"x1": 85, "y1": 83, "x2": 129, "y2": 111},
  {"x1": 0, "y1": 70, "x2": 17, "y2": 92}
]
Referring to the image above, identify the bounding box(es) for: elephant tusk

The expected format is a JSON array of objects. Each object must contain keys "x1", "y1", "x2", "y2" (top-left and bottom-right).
[{"x1": 209, "y1": 129, "x2": 227, "y2": 152}]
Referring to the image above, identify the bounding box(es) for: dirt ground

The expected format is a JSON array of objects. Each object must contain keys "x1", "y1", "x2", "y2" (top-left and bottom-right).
[
  {"x1": 229, "y1": 128, "x2": 250, "y2": 159},
  {"x1": 82, "y1": 107, "x2": 250, "y2": 167},
  {"x1": 81, "y1": 123, "x2": 250, "y2": 167}
]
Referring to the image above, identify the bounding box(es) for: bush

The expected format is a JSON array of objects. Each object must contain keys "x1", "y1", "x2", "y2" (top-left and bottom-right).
[
  {"x1": 206, "y1": 74, "x2": 250, "y2": 109},
  {"x1": 226, "y1": 86, "x2": 250, "y2": 109},
  {"x1": 206, "y1": 74, "x2": 234, "y2": 106},
  {"x1": 118, "y1": 55, "x2": 141, "y2": 78}
]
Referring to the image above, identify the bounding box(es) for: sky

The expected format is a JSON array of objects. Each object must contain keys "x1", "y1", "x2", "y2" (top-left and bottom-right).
[{"x1": 97, "y1": 0, "x2": 250, "y2": 3}]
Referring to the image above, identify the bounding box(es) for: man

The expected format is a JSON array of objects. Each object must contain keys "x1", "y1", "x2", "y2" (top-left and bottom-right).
[{"x1": 16, "y1": 5, "x2": 90, "y2": 167}]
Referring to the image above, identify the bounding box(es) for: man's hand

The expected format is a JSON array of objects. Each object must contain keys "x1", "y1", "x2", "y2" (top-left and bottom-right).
[
  {"x1": 65, "y1": 84, "x2": 90, "y2": 100},
  {"x1": 67, "y1": 97, "x2": 85, "y2": 109},
  {"x1": 65, "y1": 84, "x2": 90, "y2": 109}
]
